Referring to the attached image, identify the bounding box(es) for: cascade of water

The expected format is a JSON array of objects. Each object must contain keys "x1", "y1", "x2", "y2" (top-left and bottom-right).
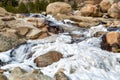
[{"x1": 0, "y1": 14, "x2": 120, "y2": 80}]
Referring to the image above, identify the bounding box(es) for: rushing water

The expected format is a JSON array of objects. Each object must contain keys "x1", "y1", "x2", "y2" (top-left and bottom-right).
[{"x1": 0, "y1": 14, "x2": 120, "y2": 80}]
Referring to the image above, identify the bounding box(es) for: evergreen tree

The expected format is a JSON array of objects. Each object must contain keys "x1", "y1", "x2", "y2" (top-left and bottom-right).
[
  {"x1": 5, "y1": 5, "x2": 17, "y2": 13},
  {"x1": 11, "y1": 0, "x2": 18, "y2": 7},
  {"x1": 1, "y1": 0, "x2": 8, "y2": 7},
  {"x1": 72, "y1": 1, "x2": 77, "y2": 10},
  {"x1": 5, "y1": 1, "x2": 17, "y2": 13},
  {"x1": 34, "y1": 0, "x2": 40, "y2": 13},
  {"x1": 58, "y1": 0, "x2": 64, "y2": 2},
  {"x1": 50, "y1": 0, "x2": 64, "y2": 3},
  {"x1": 0, "y1": 0, "x2": 18, "y2": 7},
  {"x1": 18, "y1": 2, "x2": 28, "y2": 13},
  {"x1": 50, "y1": 0, "x2": 57, "y2": 3},
  {"x1": 6, "y1": 0, "x2": 12, "y2": 6},
  {"x1": 27, "y1": 2, "x2": 35, "y2": 13},
  {"x1": 0, "y1": 2, "x2": 2, "y2": 7},
  {"x1": 39, "y1": 0, "x2": 49, "y2": 11}
]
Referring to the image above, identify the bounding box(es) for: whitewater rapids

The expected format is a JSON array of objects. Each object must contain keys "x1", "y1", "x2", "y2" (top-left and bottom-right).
[{"x1": 0, "y1": 14, "x2": 120, "y2": 80}]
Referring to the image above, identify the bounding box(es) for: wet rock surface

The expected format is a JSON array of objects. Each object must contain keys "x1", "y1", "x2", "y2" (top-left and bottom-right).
[
  {"x1": 34, "y1": 51, "x2": 63, "y2": 67},
  {"x1": 0, "y1": 1, "x2": 120, "y2": 80},
  {"x1": 9, "y1": 67, "x2": 27, "y2": 80},
  {"x1": 54, "y1": 69, "x2": 68, "y2": 80},
  {"x1": 46, "y1": 2, "x2": 72, "y2": 16},
  {"x1": 9, "y1": 67, "x2": 51, "y2": 80},
  {"x1": 0, "y1": 7, "x2": 11, "y2": 17},
  {"x1": 0, "y1": 74, "x2": 8, "y2": 80},
  {"x1": 100, "y1": 0, "x2": 112, "y2": 13},
  {"x1": 80, "y1": 4, "x2": 102, "y2": 17},
  {"x1": 108, "y1": 1, "x2": 120, "y2": 19},
  {"x1": 101, "y1": 31, "x2": 120, "y2": 52},
  {"x1": 0, "y1": 32, "x2": 26, "y2": 52}
]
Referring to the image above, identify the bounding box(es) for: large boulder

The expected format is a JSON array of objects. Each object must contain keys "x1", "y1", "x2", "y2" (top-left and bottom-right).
[
  {"x1": 100, "y1": 0, "x2": 112, "y2": 12},
  {"x1": 26, "y1": 29, "x2": 49, "y2": 39},
  {"x1": 106, "y1": 31, "x2": 120, "y2": 45},
  {"x1": 108, "y1": 2, "x2": 120, "y2": 19},
  {"x1": 26, "y1": 29, "x2": 42, "y2": 39},
  {"x1": 16, "y1": 27, "x2": 31, "y2": 36},
  {"x1": 69, "y1": 16, "x2": 100, "y2": 28},
  {"x1": 26, "y1": 18, "x2": 45, "y2": 27},
  {"x1": 0, "y1": 74, "x2": 8, "y2": 80},
  {"x1": 84, "y1": 0, "x2": 102, "y2": 4},
  {"x1": 0, "y1": 7, "x2": 10, "y2": 16},
  {"x1": 34, "y1": 51, "x2": 63, "y2": 67},
  {"x1": 80, "y1": 4, "x2": 102, "y2": 17},
  {"x1": 9, "y1": 67, "x2": 51, "y2": 80},
  {"x1": 46, "y1": 2, "x2": 72, "y2": 16},
  {"x1": 0, "y1": 31, "x2": 26, "y2": 52},
  {"x1": 107, "y1": 20, "x2": 120, "y2": 27},
  {"x1": 54, "y1": 69, "x2": 68, "y2": 80},
  {"x1": 101, "y1": 32, "x2": 120, "y2": 52},
  {"x1": 15, "y1": 70, "x2": 51, "y2": 80},
  {"x1": 9, "y1": 67, "x2": 26, "y2": 80}
]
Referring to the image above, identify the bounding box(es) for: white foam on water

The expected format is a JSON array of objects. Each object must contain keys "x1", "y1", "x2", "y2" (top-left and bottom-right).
[
  {"x1": 0, "y1": 50, "x2": 11, "y2": 62},
  {"x1": 0, "y1": 34, "x2": 120, "y2": 80},
  {"x1": 87, "y1": 25, "x2": 107, "y2": 37},
  {"x1": 0, "y1": 14, "x2": 120, "y2": 80}
]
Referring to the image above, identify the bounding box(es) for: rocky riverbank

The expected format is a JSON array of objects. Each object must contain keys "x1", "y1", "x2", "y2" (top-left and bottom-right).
[{"x1": 0, "y1": 0, "x2": 120, "y2": 80}]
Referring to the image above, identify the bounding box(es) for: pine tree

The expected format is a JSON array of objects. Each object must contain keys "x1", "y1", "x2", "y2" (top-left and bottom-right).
[
  {"x1": 0, "y1": 2, "x2": 2, "y2": 7},
  {"x1": 11, "y1": 0, "x2": 18, "y2": 7},
  {"x1": 39, "y1": 0, "x2": 49, "y2": 11},
  {"x1": 27, "y1": 2, "x2": 35, "y2": 13},
  {"x1": 5, "y1": 5, "x2": 17, "y2": 13},
  {"x1": 50, "y1": 0, "x2": 64, "y2": 3},
  {"x1": 18, "y1": 2, "x2": 28, "y2": 13},
  {"x1": 50, "y1": 0, "x2": 57, "y2": 3},
  {"x1": 1, "y1": 0, "x2": 8, "y2": 7},
  {"x1": 72, "y1": 1, "x2": 77, "y2": 10},
  {"x1": 34, "y1": 0, "x2": 40, "y2": 13},
  {"x1": 58, "y1": 0, "x2": 64, "y2": 2}
]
